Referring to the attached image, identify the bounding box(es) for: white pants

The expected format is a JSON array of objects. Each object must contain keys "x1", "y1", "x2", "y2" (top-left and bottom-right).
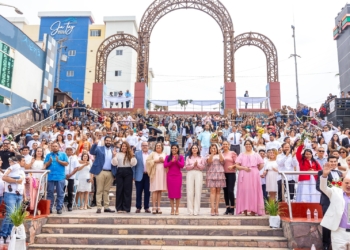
[
  {"x1": 331, "y1": 227, "x2": 350, "y2": 250},
  {"x1": 201, "y1": 147, "x2": 209, "y2": 158},
  {"x1": 186, "y1": 170, "x2": 203, "y2": 215}
]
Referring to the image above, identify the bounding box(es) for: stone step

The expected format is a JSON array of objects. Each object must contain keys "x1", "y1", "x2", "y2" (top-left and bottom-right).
[
  {"x1": 41, "y1": 224, "x2": 284, "y2": 237},
  {"x1": 109, "y1": 201, "x2": 228, "y2": 208},
  {"x1": 34, "y1": 234, "x2": 288, "y2": 248},
  {"x1": 28, "y1": 244, "x2": 289, "y2": 250},
  {"x1": 46, "y1": 215, "x2": 270, "y2": 226}
]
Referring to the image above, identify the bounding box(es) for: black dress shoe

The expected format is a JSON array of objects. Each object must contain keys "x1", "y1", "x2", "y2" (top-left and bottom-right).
[
  {"x1": 57, "y1": 210, "x2": 62, "y2": 214},
  {"x1": 90, "y1": 203, "x2": 96, "y2": 207},
  {"x1": 96, "y1": 208, "x2": 101, "y2": 214},
  {"x1": 68, "y1": 207, "x2": 73, "y2": 212},
  {"x1": 104, "y1": 208, "x2": 115, "y2": 213},
  {"x1": 50, "y1": 210, "x2": 52, "y2": 214},
  {"x1": 224, "y1": 207, "x2": 230, "y2": 215},
  {"x1": 230, "y1": 208, "x2": 235, "y2": 215}
]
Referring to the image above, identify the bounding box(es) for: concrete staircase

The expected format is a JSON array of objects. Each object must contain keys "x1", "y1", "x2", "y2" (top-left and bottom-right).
[
  {"x1": 29, "y1": 171, "x2": 289, "y2": 250},
  {"x1": 29, "y1": 214, "x2": 288, "y2": 249}
]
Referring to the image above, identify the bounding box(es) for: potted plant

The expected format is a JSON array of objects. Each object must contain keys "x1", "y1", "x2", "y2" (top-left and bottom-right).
[
  {"x1": 8, "y1": 202, "x2": 28, "y2": 250},
  {"x1": 265, "y1": 200, "x2": 284, "y2": 228}
]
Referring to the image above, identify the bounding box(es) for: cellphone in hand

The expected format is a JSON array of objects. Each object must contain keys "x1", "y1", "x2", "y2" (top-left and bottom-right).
[{"x1": 86, "y1": 179, "x2": 90, "y2": 183}]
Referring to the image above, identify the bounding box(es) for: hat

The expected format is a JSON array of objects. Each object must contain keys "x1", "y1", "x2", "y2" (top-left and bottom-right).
[
  {"x1": 269, "y1": 133, "x2": 276, "y2": 137},
  {"x1": 65, "y1": 146, "x2": 76, "y2": 152}
]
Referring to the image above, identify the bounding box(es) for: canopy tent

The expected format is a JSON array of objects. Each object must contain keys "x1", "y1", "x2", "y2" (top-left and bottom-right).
[
  {"x1": 149, "y1": 100, "x2": 222, "y2": 106},
  {"x1": 236, "y1": 97, "x2": 271, "y2": 115}
]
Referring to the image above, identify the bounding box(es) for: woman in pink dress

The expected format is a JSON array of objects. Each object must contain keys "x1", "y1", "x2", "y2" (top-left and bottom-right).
[
  {"x1": 206, "y1": 144, "x2": 226, "y2": 216},
  {"x1": 164, "y1": 145, "x2": 185, "y2": 215},
  {"x1": 235, "y1": 140, "x2": 265, "y2": 216}
]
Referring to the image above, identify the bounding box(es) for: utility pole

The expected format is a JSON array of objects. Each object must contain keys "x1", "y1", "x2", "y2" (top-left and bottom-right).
[
  {"x1": 55, "y1": 38, "x2": 68, "y2": 89},
  {"x1": 290, "y1": 25, "x2": 301, "y2": 106}
]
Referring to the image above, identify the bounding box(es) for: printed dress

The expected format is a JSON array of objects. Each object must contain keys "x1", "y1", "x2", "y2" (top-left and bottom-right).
[{"x1": 206, "y1": 155, "x2": 226, "y2": 188}]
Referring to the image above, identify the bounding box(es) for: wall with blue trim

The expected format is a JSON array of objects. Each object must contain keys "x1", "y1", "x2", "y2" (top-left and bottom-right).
[
  {"x1": 39, "y1": 16, "x2": 91, "y2": 101},
  {"x1": 0, "y1": 15, "x2": 46, "y2": 115}
]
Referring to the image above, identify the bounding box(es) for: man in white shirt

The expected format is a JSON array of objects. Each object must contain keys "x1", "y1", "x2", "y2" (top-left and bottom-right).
[
  {"x1": 322, "y1": 124, "x2": 338, "y2": 144},
  {"x1": 126, "y1": 130, "x2": 138, "y2": 150},
  {"x1": 64, "y1": 125, "x2": 76, "y2": 139},
  {"x1": 142, "y1": 125, "x2": 149, "y2": 139},
  {"x1": 65, "y1": 146, "x2": 79, "y2": 211},
  {"x1": 194, "y1": 122, "x2": 203, "y2": 136},
  {"x1": 27, "y1": 133, "x2": 40, "y2": 150},
  {"x1": 65, "y1": 134, "x2": 77, "y2": 149},
  {"x1": 135, "y1": 131, "x2": 148, "y2": 151},
  {"x1": 228, "y1": 126, "x2": 242, "y2": 155},
  {"x1": 266, "y1": 134, "x2": 281, "y2": 151},
  {"x1": 262, "y1": 128, "x2": 271, "y2": 142},
  {"x1": 40, "y1": 100, "x2": 48, "y2": 119},
  {"x1": 277, "y1": 143, "x2": 298, "y2": 201},
  {"x1": 258, "y1": 149, "x2": 268, "y2": 201},
  {"x1": 21, "y1": 146, "x2": 33, "y2": 169}
]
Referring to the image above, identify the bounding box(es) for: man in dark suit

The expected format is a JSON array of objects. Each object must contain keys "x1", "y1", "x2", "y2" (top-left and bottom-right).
[
  {"x1": 134, "y1": 142, "x2": 152, "y2": 213},
  {"x1": 316, "y1": 155, "x2": 343, "y2": 250},
  {"x1": 90, "y1": 136, "x2": 116, "y2": 214},
  {"x1": 341, "y1": 132, "x2": 350, "y2": 147}
]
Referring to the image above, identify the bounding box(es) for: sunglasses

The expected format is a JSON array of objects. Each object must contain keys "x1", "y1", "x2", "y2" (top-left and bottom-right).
[
  {"x1": 340, "y1": 151, "x2": 347, "y2": 154},
  {"x1": 318, "y1": 150, "x2": 325, "y2": 152}
]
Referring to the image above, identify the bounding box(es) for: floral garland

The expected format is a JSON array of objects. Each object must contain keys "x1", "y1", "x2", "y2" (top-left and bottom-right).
[{"x1": 328, "y1": 178, "x2": 343, "y2": 188}]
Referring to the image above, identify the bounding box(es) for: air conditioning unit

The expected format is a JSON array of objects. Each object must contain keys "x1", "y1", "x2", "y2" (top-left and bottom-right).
[{"x1": 3, "y1": 98, "x2": 11, "y2": 105}]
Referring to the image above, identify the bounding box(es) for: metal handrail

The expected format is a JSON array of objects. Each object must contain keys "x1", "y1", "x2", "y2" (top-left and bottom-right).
[
  {"x1": 15, "y1": 107, "x2": 104, "y2": 137},
  {"x1": 24, "y1": 170, "x2": 50, "y2": 217},
  {"x1": 279, "y1": 171, "x2": 318, "y2": 220}
]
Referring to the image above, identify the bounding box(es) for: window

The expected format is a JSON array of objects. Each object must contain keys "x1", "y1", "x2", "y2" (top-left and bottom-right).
[
  {"x1": 0, "y1": 95, "x2": 4, "y2": 103},
  {"x1": 68, "y1": 50, "x2": 76, "y2": 56},
  {"x1": 90, "y1": 29, "x2": 101, "y2": 37},
  {"x1": 66, "y1": 70, "x2": 74, "y2": 77},
  {"x1": 0, "y1": 41, "x2": 14, "y2": 89},
  {"x1": 115, "y1": 70, "x2": 122, "y2": 77},
  {"x1": 116, "y1": 50, "x2": 123, "y2": 56}
]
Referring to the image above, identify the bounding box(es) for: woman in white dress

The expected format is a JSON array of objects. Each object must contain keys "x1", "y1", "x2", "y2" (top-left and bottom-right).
[
  {"x1": 265, "y1": 149, "x2": 278, "y2": 202},
  {"x1": 163, "y1": 135, "x2": 171, "y2": 155},
  {"x1": 76, "y1": 153, "x2": 93, "y2": 210}
]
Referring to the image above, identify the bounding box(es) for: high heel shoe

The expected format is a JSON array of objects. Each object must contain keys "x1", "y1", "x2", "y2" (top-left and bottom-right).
[
  {"x1": 157, "y1": 208, "x2": 162, "y2": 214},
  {"x1": 210, "y1": 209, "x2": 215, "y2": 216},
  {"x1": 215, "y1": 209, "x2": 219, "y2": 216},
  {"x1": 175, "y1": 211, "x2": 179, "y2": 215},
  {"x1": 152, "y1": 208, "x2": 157, "y2": 214},
  {"x1": 171, "y1": 210, "x2": 175, "y2": 215}
]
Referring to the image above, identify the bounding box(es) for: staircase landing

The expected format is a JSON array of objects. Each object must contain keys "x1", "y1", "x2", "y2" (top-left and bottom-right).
[{"x1": 29, "y1": 208, "x2": 288, "y2": 250}]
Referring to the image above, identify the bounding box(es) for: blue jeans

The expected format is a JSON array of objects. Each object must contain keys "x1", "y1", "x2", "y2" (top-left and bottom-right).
[
  {"x1": 0, "y1": 193, "x2": 23, "y2": 237},
  {"x1": 47, "y1": 180, "x2": 65, "y2": 211},
  {"x1": 170, "y1": 141, "x2": 178, "y2": 146}
]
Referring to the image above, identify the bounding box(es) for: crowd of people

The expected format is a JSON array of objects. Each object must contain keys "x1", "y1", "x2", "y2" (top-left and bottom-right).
[{"x1": 2, "y1": 98, "x2": 350, "y2": 248}]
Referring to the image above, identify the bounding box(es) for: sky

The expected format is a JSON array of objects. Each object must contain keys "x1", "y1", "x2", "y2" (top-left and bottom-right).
[{"x1": 0, "y1": 0, "x2": 345, "y2": 110}]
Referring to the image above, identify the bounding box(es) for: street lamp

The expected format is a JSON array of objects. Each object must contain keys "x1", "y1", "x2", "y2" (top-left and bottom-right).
[
  {"x1": 0, "y1": 3, "x2": 23, "y2": 14},
  {"x1": 289, "y1": 25, "x2": 301, "y2": 106}
]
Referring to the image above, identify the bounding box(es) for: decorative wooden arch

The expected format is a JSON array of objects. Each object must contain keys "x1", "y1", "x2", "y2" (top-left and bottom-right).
[
  {"x1": 137, "y1": 0, "x2": 235, "y2": 84},
  {"x1": 234, "y1": 32, "x2": 279, "y2": 83},
  {"x1": 95, "y1": 33, "x2": 139, "y2": 84}
]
